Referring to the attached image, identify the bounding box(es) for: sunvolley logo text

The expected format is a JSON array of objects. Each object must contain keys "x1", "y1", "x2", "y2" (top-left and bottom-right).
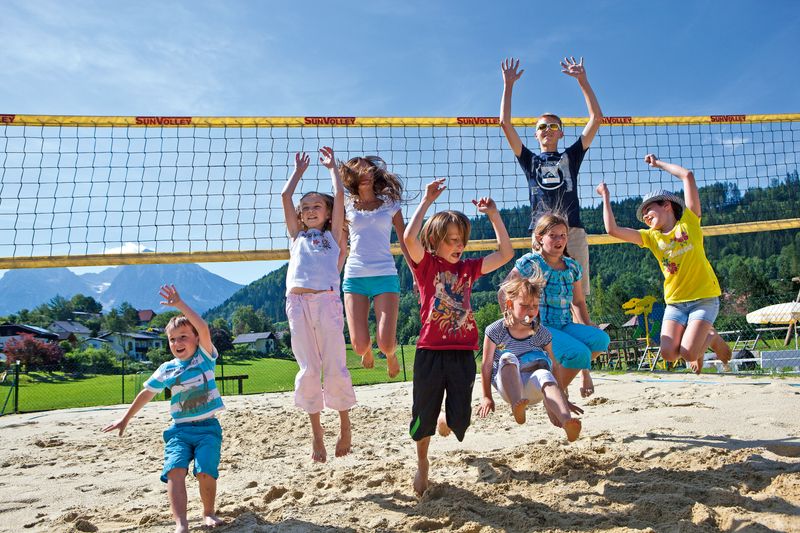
[
  {"x1": 135, "y1": 116, "x2": 193, "y2": 126},
  {"x1": 304, "y1": 116, "x2": 357, "y2": 125},
  {"x1": 710, "y1": 115, "x2": 746, "y2": 123},
  {"x1": 0, "y1": 114, "x2": 16, "y2": 123},
  {"x1": 456, "y1": 117, "x2": 499, "y2": 125}
]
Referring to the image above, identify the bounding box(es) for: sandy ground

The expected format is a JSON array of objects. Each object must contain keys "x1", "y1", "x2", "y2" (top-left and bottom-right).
[{"x1": 1, "y1": 372, "x2": 799, "y2": 533}]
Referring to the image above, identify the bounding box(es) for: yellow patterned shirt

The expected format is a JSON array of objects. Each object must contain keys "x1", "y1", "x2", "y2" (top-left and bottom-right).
[{"x1": 638, "y1": 208, "x2": 720, "y2": 304}]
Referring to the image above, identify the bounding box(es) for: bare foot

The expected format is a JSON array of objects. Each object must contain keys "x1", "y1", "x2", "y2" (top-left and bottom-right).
[
  {"x1": 436, "y1": 412, "x2": 451, "y2": 437},
  {"x1": 580, "y1": 372, "x2": 594, "y2": 398},
  {"x1": 413, "y1": 458, "x2": 429, "y2": 496},
  {"x1": 563, "y1": 418, "x2": 582, "y2": 442},
  {"x1": 312, "y1": 435, "x2": 327, "y2": 463},
  {"x1": 361, "y1": 351, "x2": 375, "y2": 369},
  {"x1": 512, "y1": 399, "x2": 528, "y2": 424},
  {"x1": 386, "y1": 353, "x2": 400, "y2": 378},
  {"x1": 335, "y1": 426, "x2": 352, "y2": 458},
  {"x1": 546, "y1": 407, "x2": 562, "y2": 428},
  {"x1": 175, "y1": 524, "x2": 189, "y2": 533},
  {"x1": 203, "y1": 514, "x2": 225, "y2": 528},
  {"x1": 714, "y1": 339, "x2": 732, "y2": 371}
]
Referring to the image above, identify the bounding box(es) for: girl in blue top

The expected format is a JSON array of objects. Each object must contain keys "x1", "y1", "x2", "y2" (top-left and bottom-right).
[{"x1": 502, "y1": 212, "x2": 609, "y2": 397}]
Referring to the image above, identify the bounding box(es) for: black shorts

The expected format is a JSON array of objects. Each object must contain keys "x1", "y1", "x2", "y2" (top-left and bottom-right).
[{"x1": 409, "y1": 348, "x2": 476, "y2": 442}]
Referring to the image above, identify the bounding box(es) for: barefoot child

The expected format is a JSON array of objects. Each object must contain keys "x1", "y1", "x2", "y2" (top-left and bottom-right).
[
  {"x1": 102, "y1": 284, "x2": 225, "y2": 532},
  {"x1": 339, "y1": 156, "x2": 412, "y2": 378},
  {"x1": 282, "y1": 148, "x2": 357, "y2": 462},
  {"x1": 403, "y1": 177, "x2": 514, "y2": 495},
  {"x1": 596, "y1": 154, "x2": 732, "y2": 373},
  {"x1": 478, "y1": 275, "x2": 582, "y2": 442},
  {"x1": 501, "y1": 212, "x2": 610, "y2": 396}
]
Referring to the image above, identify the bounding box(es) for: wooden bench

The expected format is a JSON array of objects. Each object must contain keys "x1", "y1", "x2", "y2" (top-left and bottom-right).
[
  {"x1": 217, "y1": 374, "x2": 249, "y2": 395},
  {"x1": 164, "y1": 374, "x2": 249, "y2": 399}
]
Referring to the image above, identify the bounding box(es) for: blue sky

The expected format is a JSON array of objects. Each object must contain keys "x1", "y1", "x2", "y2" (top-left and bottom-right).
[{"x1": 1, "y1": 0, "x2": 799, "y2": 284}]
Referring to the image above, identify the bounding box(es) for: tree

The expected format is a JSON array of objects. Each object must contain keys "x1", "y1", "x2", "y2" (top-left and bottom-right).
[
  {"x1": 231, "y1": 305, "x2": 271, "y2": 335},
  {"x1": 48, "y1": 295, "x2": 73, "y2": 321},
  {"x1": 210, "y1": 325, "x2": 234, "y2": 355},
  {"x1": 4, "y1": 334, "x2": 64, "y2": 370},
  {"x1": 474, "y1": 303, "x2": 501, "y2": 342},
  {"x1": 118, "y1": 302, "x2": 140, "y2": 328},
  {"x1": 149, "y1": 310, "x2": 181, "y2": 330},
  {"x1": 147, "y1": 345, "x2": 173, "y2": 367},
  {"x1": 70, "y1": 294, "x2": 103, "y2": 314}
]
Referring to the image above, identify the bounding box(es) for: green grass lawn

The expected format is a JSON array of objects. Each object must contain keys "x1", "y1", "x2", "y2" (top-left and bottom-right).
[{"x1": 1, "y1": 345, "x2": 420, "y2": 413}]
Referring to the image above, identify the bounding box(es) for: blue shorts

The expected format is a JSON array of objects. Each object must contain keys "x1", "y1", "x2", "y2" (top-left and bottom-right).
[
  {"x1": 342, "y1": 275, "x2": 400, "y2": 298},
  {"x1": 663, "y1": 297, "x2": 719, "y2": 327},
  {"x1": 161, "y1": 417, "x2": 222, "y2": 483},
  {"x1": 548, "y1": 323, "x2": 611, "y2": 370}
]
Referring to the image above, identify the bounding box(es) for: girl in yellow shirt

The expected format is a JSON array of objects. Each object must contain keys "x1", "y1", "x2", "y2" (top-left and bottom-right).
[{"x1": 596, "y1": 154, "x2": 732, "y2": 374}]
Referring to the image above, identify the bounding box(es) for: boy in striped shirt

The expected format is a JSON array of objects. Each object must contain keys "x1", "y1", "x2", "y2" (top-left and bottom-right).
[{"x1": 102, "y1": 284, "x2": 224, "y2": 532}]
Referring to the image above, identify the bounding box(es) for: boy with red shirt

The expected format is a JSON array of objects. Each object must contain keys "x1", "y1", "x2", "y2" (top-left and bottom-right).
[{"x1": 403, "y1": 177, "x2": 514, "y2": 496}]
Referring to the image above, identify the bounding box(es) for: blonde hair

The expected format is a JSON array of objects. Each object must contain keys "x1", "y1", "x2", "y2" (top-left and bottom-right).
[
  {"x1": 165, "y1": 315, "x2": 198, "y2": 336},
  {"x1": 340, "y1": 156, "x2": 403, "y2": 203},
  {"x1": 295, "y1": 191, "x2": 335, "y2": 232},
  {"x1": 419, "y1": 210, "x2": 470, "y2": 254},
  {"x1": 500, "y1": 274, "x2": 545, "y2": 329},
  {"x1": 531, "y1": 212, "x2": 570, "y2": 254},
  {"x1": 538, "y1": 113, "x2": 562, "y2": 127}
]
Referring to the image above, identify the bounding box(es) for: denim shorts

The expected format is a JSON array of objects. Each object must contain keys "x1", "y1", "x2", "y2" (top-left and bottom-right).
[
  {"x1": 342, "y1": 275, "x2": 400, "y2": 297},
  {"x1": 161, "y1": 417, "x2": 222, "y2": 483},
  {"x1": 663, "y1": 297, "x2": 720, "y2": 327}
]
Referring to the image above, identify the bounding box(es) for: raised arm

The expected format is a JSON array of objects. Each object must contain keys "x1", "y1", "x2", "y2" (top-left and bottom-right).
[
  {"x1": 403, "y1": 178, "x2": 446, "y2": 264},
  {"x1": 499, "y1": 58, "x2": 524, "y2": 157},
  {"x1": 320, "y1": 146, "x2": 344, "y2": 242},
  {"x1": 596, "y1": 182, "x2": 642, "y2": 245},
  {"x1": 644, "y1": 154, "x2": 700, "y2": 217},
  {"x1": 159, "y1": 284, "x2": 213, "y2": 355},
  {"x1": 281, "y1": 152, "x2": 310, "y2": 239},
  {"x1": 561, "y1": 56, "x2": 603, "y2": 150},
  {"x1": 474, "y1": 197, "x2": 514, "y2": 274},
  {"x1": 477, "y1": 334, "x2": 497, "y2": 418},
  {"x1": 392, "y1": 212, "x2": 415, "y2": 271}
]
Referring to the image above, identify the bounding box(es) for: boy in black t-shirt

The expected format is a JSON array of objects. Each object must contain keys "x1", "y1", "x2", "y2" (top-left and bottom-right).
[{"x1": 498, "y1": 56, "x2": 602, "y2": 297}]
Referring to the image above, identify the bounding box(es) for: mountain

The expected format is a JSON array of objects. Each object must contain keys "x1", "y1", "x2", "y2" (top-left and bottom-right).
[
  {"x1": 205, "y1": 264, "x2": 289, "y2": 323},
  {"x1": 101, "y1": 264, "x2": 242, "y2": 312},
  {"x1": 0, "y1": 264, "x2": 242, "y2": 315},
  {"x1": 0, "y1": 268, "x2": 92, "y2": 315}
]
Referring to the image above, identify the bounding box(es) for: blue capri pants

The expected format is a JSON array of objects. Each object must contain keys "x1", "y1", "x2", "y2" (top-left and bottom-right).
[{"x1": 548, "y1": 323, "x2": 610, "y2": 370}]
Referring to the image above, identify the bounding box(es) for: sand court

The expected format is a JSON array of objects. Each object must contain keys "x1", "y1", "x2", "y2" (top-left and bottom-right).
[{"x1": 1, "y1": 373, "x2": 799, "y2": 532}]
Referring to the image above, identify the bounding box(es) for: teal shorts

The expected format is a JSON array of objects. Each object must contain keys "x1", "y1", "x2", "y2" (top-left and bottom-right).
[
  {"x1": 342, "y1": 275, "x2": 400, "y2": 298},
  {"x1": 161, "y1": 417, "x2": 222, "y2": 483}
]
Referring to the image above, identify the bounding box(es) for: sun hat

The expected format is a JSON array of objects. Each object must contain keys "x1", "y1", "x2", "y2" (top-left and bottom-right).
[{"x1": 636, "y1": 190, "x2": 685, "y2": 223}]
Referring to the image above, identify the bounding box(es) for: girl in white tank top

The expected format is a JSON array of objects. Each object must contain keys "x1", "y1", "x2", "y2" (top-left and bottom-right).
[{"x1": 281, "y1": 148, "x2": 356, "y2": 464}]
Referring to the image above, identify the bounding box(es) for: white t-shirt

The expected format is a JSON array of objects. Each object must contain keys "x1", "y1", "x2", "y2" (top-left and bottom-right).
[
  {"x1": 344, "y1": 195, "x2": 401, "y2": 278},
  {"x1": 286, "y1": 229, "x2": 341, "y2": 295}
]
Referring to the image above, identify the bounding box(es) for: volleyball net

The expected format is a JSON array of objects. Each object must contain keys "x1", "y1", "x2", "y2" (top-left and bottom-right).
[{"x1": 1, "y1": 113, "x2": 798, "y2": 268}]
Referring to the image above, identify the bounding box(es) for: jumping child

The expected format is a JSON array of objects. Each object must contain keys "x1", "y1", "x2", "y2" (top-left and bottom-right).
[
  {"x1": 596, "y1": 154, "x2": 732, "y2": 373},
  {"x1": 102, "y1": 284, "x2": 225, "y2": 533},
  {"x1": 501, "y1": 212, "x2": 610, "y2": 396},
  {"x1": 282, "y1": 148, "x2": 357, "y2": 462},
  {"x1": 499, "y1": 56, "x2": 602, "y2": 296},
  {"x1": 478, "y1": 275, "x2": 582, "y2": 442},
  {"x1": 403, "y1": 177, "x2": 514, "y2": 496},
  {"x1": 339, "y1": 156, "x2": 412, "y2": 378}
]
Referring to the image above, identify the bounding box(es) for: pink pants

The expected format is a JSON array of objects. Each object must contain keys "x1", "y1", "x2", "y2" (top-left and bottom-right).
[{"x1": 286, "y1": 292, "x2": 357, "y2": 413}]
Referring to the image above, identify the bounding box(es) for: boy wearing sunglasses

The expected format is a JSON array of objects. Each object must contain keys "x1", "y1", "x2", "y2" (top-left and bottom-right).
[{"x1": 499, "y1": 56, "x2": 602, "y2": 296}]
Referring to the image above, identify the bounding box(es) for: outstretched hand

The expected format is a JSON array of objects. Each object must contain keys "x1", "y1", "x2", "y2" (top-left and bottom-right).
[
  {"x1": 294, "y1": 152, "x2": 311, "y2": 174},
  {"x1": 477, "y1": 397, "x2": 495, "y2": 418},
  {"x1": 643, "y1": 153, "x2": 659, "y2": 167},
  {"x1": 501, "y1": 57, "x2": 524, "y2": 85},
  {"x1": 424, "y1": 178, "x2": 447, "y2": 203},
  {"x1": 159, "y1": 284, "x2": 182, "y2": 308},
  {"x1": 101, "y1": 418, "x2": 128, "y2": 437},
  {"x1": 472, "y1": 197, "x2": 498, "y2": 216},
  {"x1": 319, "y1": 146, "x2": 336, "y2": 169},
  {"x1": 595, "y1": 182, "x2": 609, "y2": 198},
  {"x1": 560, "y1": 56, "x2": 587, "y2": 82}
]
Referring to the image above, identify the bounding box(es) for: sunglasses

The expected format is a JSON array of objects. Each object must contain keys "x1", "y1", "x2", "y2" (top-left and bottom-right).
[{"x1": 536, "y1": 123, "x2": 561, "y2": 132}]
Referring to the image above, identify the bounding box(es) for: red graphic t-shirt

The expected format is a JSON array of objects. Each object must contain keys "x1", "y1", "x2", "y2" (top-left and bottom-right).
[{"x1": 411, "y1": 250, "x2": 484, "y2": 350}]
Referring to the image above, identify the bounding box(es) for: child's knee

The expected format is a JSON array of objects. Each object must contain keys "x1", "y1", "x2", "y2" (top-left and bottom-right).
[
  {"x1": 377, "y1": 338, "x2": 396, "y2": 355},
  {"x1": 167, "y1": 467, "x2": 188, "y2": 480},
  {"x1": 351, "y1": 336, "x2": 372, "y2": 355},
  {"x1": 660, "y1": 348, "x2": 680, "y2": 361},
  {"x1": 196, "y1": 472, "x2": 215, "y2": 482}
]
